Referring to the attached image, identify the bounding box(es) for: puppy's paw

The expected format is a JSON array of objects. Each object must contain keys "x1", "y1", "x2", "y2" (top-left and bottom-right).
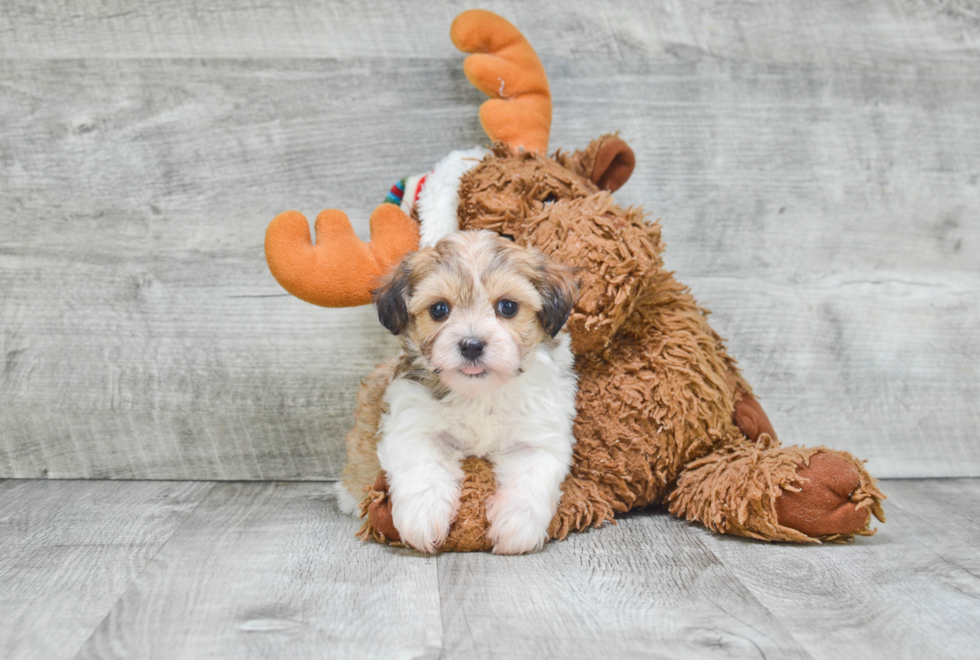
[
  {"x1": 390, "y1": 483, "x2": 460, "y2": 554},
  {"x1": 487, "y1": 496, "x2": 550, "y2": 555},
  {"x1": 334, "y1": 481, "x2": 362, "y2": 517}
]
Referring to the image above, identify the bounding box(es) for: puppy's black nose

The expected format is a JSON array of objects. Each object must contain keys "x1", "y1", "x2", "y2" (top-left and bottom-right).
[{"x1": 459, "y1": 338, "x2": 486, "y2": 361}]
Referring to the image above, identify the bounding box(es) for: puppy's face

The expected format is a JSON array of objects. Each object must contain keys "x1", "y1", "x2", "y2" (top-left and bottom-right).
[{"x1": 374, "y1": 231, "x2": 579, "y2": 398}]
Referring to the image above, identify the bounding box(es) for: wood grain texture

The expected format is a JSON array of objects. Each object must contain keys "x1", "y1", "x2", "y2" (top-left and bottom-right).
[
  {"x1": 701, "y1": 480, "x2": 980, "y2": 660},
  {"x1": 1, "y1": 2, "x2": 979, "y2": 479},
  {"x1": 0, "y1": 58, "x2": 464, "y2": 480},
  {"x1": 0, "y1": 478, "x2": 976, "y2": 659},
  {"x1": 437, "y1": 511, "x2": 809, "y2": 659},
  {"x1": 884, "y1": 477, "x2": 980, "y2": 547},
  {"x1": 74, "y1": 482, "x2": 443, "y2": 660},
  {"x1": 1, "y1": 479, "x2": 973, "y2": 659},
  {"x1": 1, "y1": 0, "x2": 978, "y2": 63},
  {"x1": 0, "y1": 479, "x2": 212, "y2": 660}
]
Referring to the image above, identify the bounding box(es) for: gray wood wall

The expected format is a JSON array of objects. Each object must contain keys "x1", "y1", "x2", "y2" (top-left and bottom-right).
[{"x1": 1, "y1": 0, "x2": 978, "y2": 480}]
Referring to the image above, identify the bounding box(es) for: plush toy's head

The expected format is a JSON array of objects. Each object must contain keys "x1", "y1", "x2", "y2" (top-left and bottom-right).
[
  {"x1": 455, "y1": 138, "x2": 655, "y2": 353},
  {"x1": 264, "y1": 7, "x2": 648, "y2": 352},
  {"x1": 372, "y1": 230, "x2": 579, "y2": 398}
]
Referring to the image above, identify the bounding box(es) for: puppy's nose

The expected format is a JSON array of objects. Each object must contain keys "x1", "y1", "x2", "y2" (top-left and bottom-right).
[{"x1": 459, "y1": 338, "x2": 486, "y2": 361}]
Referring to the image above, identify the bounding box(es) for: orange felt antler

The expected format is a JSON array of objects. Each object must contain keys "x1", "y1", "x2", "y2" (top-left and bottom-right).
[
  {"x1": 265, "y1": 205, "x2": 419, "y2": 307},
  {"x1": 451, "y1": 10, "x2": 551, "y2": 155}
]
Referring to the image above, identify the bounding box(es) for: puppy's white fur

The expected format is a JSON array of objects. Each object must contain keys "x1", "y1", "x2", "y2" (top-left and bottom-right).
[
  {"x1": 371, "y1": 231, "x2": 579, "y2": 555},
  {"x1": 379, "y1": 334, "x2": 577, "y2": 554}
]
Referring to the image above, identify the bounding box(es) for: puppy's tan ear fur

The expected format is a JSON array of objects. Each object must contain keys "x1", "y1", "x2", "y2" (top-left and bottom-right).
[
  {"x1": 535, "y1": 259, "x2": 580, "y2": 337},
  {"x1": 372, "y1": 262, "x2": 412, "y2": 335}
]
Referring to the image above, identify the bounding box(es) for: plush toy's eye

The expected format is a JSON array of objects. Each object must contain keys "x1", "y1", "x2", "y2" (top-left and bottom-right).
[
  {"x1": 543, "y1": 193, "x2": 558, "y2": 204},
  {"x1": 429, "y1": 301, "x2": 450, "y2": 321},
  {"x1": 496, "y1": 300, "x2": 519, "y2": 318}
]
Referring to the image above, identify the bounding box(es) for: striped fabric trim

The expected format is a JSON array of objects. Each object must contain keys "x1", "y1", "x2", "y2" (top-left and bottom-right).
[
  {"x1": 384, "y1": 178, "x2": 407, "y2": 205},
  {"x1": 398, "y1": 174, "x2": 426, "y2": 216},
  {"x1": 382, "y1": 146, "x2": 490, "y2": 244}
]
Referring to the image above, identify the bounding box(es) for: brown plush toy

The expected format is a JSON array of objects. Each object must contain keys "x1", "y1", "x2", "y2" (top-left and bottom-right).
[{"x1": 265, "y1": 9, "x2": 885, "y2": 551}]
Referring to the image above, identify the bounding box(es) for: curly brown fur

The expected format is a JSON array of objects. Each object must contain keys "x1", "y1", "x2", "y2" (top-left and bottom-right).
[
  {"x1": 451, "y1": 146, "x2": 748, "y2": 534},
  {"x1": 459, "y1": 146, "x2": 660, "y2": 353},
  {"x1": 669, "y1": 440, "x2": 886, "y2": 543}
]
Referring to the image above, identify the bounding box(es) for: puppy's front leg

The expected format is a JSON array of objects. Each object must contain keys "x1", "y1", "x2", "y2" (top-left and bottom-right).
[
  {"x1": 377, "y1": 433, "x2": 463, "y2": 554},
  {"x1": 487, "y1": 445, "x2": 571, "y2": 555}
]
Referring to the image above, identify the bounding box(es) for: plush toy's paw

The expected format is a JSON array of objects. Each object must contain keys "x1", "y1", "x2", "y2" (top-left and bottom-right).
[
  {"x1": 486, "y1": 494, "x2": 550, "y2": 555},
  {"x1": 367, "y1": 473, "x2": 401, "y2": 543},
  {"x1": 775, "y1": 453, "x2": 872, "y2": 537}
]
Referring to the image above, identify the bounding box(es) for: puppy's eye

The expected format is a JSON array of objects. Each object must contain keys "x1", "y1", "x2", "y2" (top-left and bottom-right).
[
  {"x1": 543, "y1": 193, "x2": 558, "y2": 205},
  {"x1": 495, "y1": 300, "x2": 519, "y2": 318},
  {"x1": 429, "y1": 302, "x2": 450, "y2": 321}
]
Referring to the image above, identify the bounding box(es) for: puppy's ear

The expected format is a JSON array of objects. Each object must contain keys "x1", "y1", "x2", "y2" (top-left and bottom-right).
[
  {"x1": 372, "y1": 262, "x2": 412, "y2": 335},
  {"x1": 535, "y1": 259, "x2": 581, "y2": 338}
]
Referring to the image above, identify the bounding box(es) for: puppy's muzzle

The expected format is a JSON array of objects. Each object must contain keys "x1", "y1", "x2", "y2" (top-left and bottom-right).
[{"x1": 459, "y1": 337, "x2": 486, "y2": 361}]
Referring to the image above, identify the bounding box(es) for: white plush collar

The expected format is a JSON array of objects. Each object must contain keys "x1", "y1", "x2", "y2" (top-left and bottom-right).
[{"x1": 412, "y1": 147, "x2": 490, "y2": 248}]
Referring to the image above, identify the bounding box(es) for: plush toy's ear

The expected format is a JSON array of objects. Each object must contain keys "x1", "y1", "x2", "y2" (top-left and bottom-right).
[
  {"x1": 372, "y1": 261, "x2": 412, "y2": 335},
  {"x1": 535, "y1": 259, "x2": 581, "y2": 338},
  {"x1": 591, "y1": 138, "x2": 635, "y2": 192},
  {"x1": 265, "y1": 204, "x2": 419, "y2": 307},
  {"x1": 558, "y1": 134, "x2": 636, "y2": 192}
]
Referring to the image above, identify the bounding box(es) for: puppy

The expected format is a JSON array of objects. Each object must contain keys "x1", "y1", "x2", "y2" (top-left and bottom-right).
[{"x1": 337, "y1": 230, "x2": 580, "y2": 554}]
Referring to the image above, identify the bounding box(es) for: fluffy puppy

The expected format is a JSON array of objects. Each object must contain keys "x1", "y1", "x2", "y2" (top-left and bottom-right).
[{"x1": 338, "y1": 230, "x2": 580, "y2": 554}]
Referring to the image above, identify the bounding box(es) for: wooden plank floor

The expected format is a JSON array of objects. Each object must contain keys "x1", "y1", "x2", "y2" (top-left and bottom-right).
[{"x1": 2, "y1": 478, "x2": 977, "y2": 660}]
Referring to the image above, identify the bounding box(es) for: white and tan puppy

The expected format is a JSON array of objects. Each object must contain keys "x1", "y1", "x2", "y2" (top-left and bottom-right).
[{"x1": 337, "y1": 230, "x2": 580, "y2": 555}]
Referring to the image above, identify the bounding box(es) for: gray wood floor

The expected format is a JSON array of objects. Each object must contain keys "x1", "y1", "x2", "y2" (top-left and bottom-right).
[{"x1": 2, "y1": 478, "x2": 977, "y2": 660}]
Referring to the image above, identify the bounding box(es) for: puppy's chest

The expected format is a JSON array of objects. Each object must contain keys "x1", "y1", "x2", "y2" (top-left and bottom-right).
[{"x1": 432, "y1": 401, "x2": 516, "y2": 457}]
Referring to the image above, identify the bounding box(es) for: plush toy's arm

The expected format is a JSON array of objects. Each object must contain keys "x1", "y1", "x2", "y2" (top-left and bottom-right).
[{"x1": 265, "y1": 205, "x2": 420, "y2": 307}]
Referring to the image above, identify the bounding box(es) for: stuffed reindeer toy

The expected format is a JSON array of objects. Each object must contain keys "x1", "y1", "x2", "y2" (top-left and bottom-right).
[{"x1": 265, "y1": 9, "x2": 885, "y2": 553}]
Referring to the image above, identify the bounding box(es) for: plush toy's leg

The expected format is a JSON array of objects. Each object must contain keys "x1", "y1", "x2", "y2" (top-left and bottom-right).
[
  {"x1": 731, "y1": 387, "x2": 777, "y2": 442},
  {"x1": 677, "y1": 369, "x2": 886, "y2": 542},
  {"x1": 667, "y1": 436, "x2": 885, "y2": 542}
]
